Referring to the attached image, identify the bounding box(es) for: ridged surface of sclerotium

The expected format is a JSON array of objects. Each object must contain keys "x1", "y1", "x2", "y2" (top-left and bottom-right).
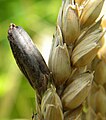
[
  {"x1": 8, "y1": 24, "x2": 50, "y2": 96},
  {"x1": 62, "y1": 72, "x2": 93, "y2": 110}
]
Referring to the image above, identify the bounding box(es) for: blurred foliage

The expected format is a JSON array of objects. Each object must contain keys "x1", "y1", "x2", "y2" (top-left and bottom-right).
[{"x1": 0, "y1": 0, "x2": 61, "y2": 119}]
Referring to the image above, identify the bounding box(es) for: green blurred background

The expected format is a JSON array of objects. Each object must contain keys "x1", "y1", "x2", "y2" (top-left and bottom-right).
[{"x1": 0, "y1": 0, "x2": 61, "y2": 119}]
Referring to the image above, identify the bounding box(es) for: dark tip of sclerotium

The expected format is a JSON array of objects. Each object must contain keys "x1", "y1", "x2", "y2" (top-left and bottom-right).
[
  {"x1": 10, "y1": 23, "x2": 16, "y2": 28},
  {"x1": 8, "y1": 23, "x2": 18, "y2": 34},
  {"x1": 9, "y1": 23, "x2": 19, "y2": 29}
]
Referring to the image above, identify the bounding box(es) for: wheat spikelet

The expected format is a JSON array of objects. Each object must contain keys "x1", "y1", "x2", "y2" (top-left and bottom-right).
[{"x1": 7, "y1": 0, "x2": 106, "y2": 119}]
